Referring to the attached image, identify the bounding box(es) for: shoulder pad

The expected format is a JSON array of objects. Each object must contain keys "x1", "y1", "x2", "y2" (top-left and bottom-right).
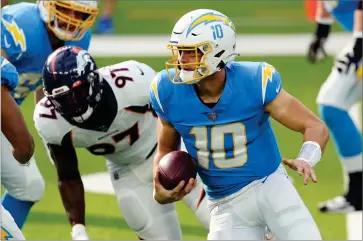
[
  {"x1": 149, "y1": 70, "x2": 173, "y2": 120},
  {"x1": 100, "y1": 60, "x2": 156, "y2": 109},
  {"x1": 33, "y1": 98, "x2": 73, "y2": 145},
  {"x1": 1, "y1": 3, "x2": 43, "y2": 61}
]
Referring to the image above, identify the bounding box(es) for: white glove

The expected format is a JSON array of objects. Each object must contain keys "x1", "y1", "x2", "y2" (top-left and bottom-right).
[{"x1": 71, "y1": 224, "x2": 89, "y2": 240}]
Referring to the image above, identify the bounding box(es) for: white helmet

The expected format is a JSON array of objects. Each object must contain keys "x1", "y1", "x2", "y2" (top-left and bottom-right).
[
  {"x1": 38, "y1": 0, "x2": 99, "y2": 41},
  {"x1": 166, "y1": 9, "x2": 239, "y2": 84}
]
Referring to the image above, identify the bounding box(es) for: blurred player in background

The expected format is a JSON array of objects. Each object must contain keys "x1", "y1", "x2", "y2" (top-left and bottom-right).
[
  {"x1": 1, "y1": 0, "x2": 10, "y2": 8},
  {"x1": 1, "y1": 0, "x2": 99, "y2": 230},
  {"x1": 150, "y1": 9, "x2": 329, "y2": 240},
  {"x1": 308, "y1": 0, "x2": 362, "y2": 213},
  {"x1": 1, "y1": 56, "x2": 35, "y2": 240},
  {"x1": 33, "y1": 46, "x2": 210, "y2": 240},
  {"x1": 96, "y1": 0, "x2": 117, "y2": 34}
]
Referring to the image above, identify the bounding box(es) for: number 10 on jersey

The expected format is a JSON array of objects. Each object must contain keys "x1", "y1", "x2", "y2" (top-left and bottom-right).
[{"x1": 189, "y1": 122, "x2": 248, "y2": 169}]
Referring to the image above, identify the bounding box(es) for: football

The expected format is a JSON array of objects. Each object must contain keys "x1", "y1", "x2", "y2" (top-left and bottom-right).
[{"x1": 158, "y1": 151, "x2": 197, "y2": 190}]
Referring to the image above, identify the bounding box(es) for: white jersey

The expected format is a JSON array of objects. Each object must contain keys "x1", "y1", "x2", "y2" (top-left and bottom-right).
[{"x1": 33, "y1": 60, "x2": 157, "y2": 166}]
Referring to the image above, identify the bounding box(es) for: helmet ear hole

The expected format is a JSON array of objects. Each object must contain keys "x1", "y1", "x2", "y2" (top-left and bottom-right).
[{"x1": 214, "y1": 50, "x2": 225, "y2": 58}]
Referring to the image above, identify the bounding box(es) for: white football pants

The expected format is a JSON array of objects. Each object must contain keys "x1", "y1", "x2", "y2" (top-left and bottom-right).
[
  {"x1": 106, "y1": 153, "x2": 210, "y2": 240},
  {"x1": 207, "y1": 165, "x2": 321, "y2": 240},
  {"x1": 1, "y1": 132, "x2": 45, "y2": 202},
  {"x1": 1, "y1": 205, "x2": 25, "y2": 240}
]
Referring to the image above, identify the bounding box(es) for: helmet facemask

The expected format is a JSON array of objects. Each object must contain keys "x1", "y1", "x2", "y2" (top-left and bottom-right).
[
  {"x1": 166, "y1": 41, "x2": 214, "y2": 84},
  {"x1": 39, "y1": 0, "x2": 99, "y2": 41}
]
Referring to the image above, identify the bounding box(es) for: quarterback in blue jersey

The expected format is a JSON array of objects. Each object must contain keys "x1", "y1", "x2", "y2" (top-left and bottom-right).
[
  {"x1": 150, "y1": 9, "x2": 330, "y2": 240},
  {"x1": 308, "y1": 0, "x2": 363, "y2": 213},
  {"x1": 1, "y1": 56, "x2": 35, "y2": 240},
  {"x1": 1, "y1": 0, "x2": 99, "y2": 230}
]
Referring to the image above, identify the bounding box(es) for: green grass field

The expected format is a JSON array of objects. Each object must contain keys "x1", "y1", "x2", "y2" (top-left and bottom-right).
[
  {"x1": 97, "y1": 0, "x2": 343, "y2": 34},
  {"x1": 11, "y1": 0, "x2": 344, "y2": 34},
  {"x1": 14, "y1": 56, "x2": 347, "y2": 240}
]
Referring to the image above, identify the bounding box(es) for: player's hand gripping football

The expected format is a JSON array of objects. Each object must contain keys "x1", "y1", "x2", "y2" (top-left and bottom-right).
[
  {"x1": 153, "y1": 170, "x2": 197, "y2": 205},
  {"x1": 282, "y1": 159, "x2": 318, "y2": 185}
]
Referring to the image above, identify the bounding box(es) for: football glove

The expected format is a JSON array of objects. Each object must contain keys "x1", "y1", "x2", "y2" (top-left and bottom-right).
[
  {"x1": 307, "y1": 23, "x2": 332, "y2": 63},
  {"x1": 334, "y1": 36, "x2": 362, "y2": 74}
]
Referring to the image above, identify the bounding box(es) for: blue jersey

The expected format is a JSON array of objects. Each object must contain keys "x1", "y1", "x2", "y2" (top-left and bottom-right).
[
  {"x1": 150, "y1": 62, "x2": 283, "y2": 199},
  {"x1": 1, "y1": 2, "x2": 92, "y2": 105},
  {"x1": 1, "y1": 56, "x2": 18, "y2": 91},
  {"x1": 324, "y1": 0, "x2": 359, "y2": 32}
]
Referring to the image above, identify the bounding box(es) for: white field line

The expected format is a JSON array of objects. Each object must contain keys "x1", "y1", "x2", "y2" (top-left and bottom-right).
[{"x1": 89, "y1": 32, "x2": 351, "y2": 57}]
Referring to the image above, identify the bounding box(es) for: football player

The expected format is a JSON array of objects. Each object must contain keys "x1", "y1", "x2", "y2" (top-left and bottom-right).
[
  {"x1": 1, "y1": 0, "x2": 99, "y2": 229},
  {"x1": 33, "y1": 46, "x2": 210, "y2": 240},
  {"x1": 150, "y1": 9, "x2": 330, "y2": 240},
  {"x1": 1, "y1": 56, "x2": 34, "y2": 240},
  {"x1": 1, "y1": 0, "x2": 10, "y2": 8},
  {"x1": 308, "y1": 0, "x2": 362, "y2": 213},
  {"x1": 95, "y1": 0, "x2": 117, "y2": 34}
]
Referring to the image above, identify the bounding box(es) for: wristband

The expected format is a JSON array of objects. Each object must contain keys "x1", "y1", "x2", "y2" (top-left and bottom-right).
[{"x1": 297, "y1": 141, "x2": 322, "y2": 167}]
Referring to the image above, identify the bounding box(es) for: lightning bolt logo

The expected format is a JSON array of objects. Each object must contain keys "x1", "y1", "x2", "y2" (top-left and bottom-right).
[
  {"x1": 1, "y1": 226, "x2": 14, "y2": 240},
  {"x1": 2, "y1": 19, "x2": 26, "y2": 53},
  {"x1": 262, "y1": 63, "x2": 275, "y2": 104},
  {"x1": 186, "y1": 12, "x2": 236, "y2": 37}
]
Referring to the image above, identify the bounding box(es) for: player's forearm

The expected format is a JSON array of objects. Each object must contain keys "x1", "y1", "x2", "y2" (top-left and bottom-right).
[
  {"x1": 58, "y1": 178, "x2": 86, "y2": 226},
  {"x1": 302, "y1": 121, "x2": 329, "y2": 153},
  {"x1": 1, "y1": 86, "x2": 34, "y2": 164}
]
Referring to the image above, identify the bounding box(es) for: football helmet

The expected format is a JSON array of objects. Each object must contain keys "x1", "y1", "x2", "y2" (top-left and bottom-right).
[
  {"x1": 166, "y1": 9, "x2": 239, "y2": 84},
  {"x1": 38, "y1": 0, "x2": 99, "y2": 41},
  {"x1": 42, "y1": 46, "x2": 102, "y2": 123}
]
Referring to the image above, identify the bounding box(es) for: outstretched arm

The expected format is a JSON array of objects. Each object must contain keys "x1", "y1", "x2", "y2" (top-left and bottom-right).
[
  {"x1": 46, "y1": 133, "x2": 89, "y2": 239},
  {"x1": 265, "y1": 90, "x2": 330, "y2": 184}
]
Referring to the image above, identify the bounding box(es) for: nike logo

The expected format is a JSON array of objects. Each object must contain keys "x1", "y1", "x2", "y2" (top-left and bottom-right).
[
  {"x1": 275, "y1": 82, "x2": 281, "y2": 93},
  {"x1": 4, "y1": 35, "x2": 11, "y2": 49},
  {"x1": 136, "y1": 65, "x2": 144, "y2": 75}
]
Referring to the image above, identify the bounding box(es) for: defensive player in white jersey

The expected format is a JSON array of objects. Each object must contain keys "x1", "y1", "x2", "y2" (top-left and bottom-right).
[
  {"x1": 1, "y1": 56, "x2": 32, "y2": 240},
  {"x1": 33, "y1": 46, "x2": 210, "y2": 240}
]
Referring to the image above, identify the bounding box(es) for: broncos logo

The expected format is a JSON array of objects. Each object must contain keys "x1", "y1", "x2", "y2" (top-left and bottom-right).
[
  {"x1": 186, "y1": 12, "x2": 236, "y2": 37},
  {"x1": 75, "y1": 49, "x2": 95, "y2": 76}
]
